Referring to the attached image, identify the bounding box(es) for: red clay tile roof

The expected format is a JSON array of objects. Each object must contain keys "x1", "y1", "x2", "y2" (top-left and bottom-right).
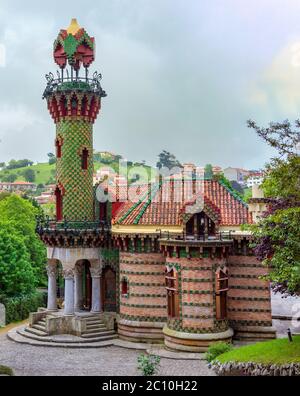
[{"x1": 109, "y1": 179, "x2": 252, "y2": 226}]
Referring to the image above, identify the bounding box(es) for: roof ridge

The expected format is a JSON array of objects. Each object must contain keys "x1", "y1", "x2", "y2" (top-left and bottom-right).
[
  {"x1": 133, "y1": 183, "x2": 161, "y2": 225},
  {"x1": 216, "y1": 179, "x2": 248, "y2": 207},
  {"x1": 116, "y1": 189, "x2": 150, "y2": 224}
]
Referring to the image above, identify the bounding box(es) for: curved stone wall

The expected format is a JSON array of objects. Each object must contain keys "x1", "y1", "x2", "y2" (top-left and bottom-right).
[
  {"x1": 118, "y1": 252, "x2": 167, "y2": 342},
  {"x1": 163, "y1": 256, "x2": 232, "y2": 351}
]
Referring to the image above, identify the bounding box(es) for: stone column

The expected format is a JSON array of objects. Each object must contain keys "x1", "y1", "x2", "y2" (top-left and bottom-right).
[
  {"x1": 47, "y1": 264, "x2": 58, "y2": 311},
  {"x1": 63, "y1": 269, "x2": 75, "y2": 316},
  {"x1": 74, "y1": 265, "x2": 83, "y2": 312},
  {"x1": 90, "y1": 266, "x2": 102, "y2": 313}
]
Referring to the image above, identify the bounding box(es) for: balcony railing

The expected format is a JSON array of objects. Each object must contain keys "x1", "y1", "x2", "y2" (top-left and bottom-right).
[
  {"x1": 158, "y1": 230, "x2": 233, "y2": 242},
  {"x1": 42, "y1": 70, "x2": 107, "y2": 99},
  {"x1": 35, "y1": 216, "x2": 110, "y2": 234}
]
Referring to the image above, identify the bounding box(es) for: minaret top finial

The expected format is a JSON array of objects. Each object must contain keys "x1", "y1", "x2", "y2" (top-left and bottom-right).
[{"x1": 67, "y1": 18, "x2": 81, "y2": 35}]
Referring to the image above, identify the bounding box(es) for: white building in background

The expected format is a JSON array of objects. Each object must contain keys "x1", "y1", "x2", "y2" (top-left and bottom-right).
[
  {"x1": 246, "y1": 172, "x2": 264, "y2": 188},
  {"x1": 0, "y1": 181, "x2": 37, "y2": 191}
]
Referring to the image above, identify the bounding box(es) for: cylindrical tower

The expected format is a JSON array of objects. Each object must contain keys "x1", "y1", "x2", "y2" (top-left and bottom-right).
[
  {"x1": 43, "y1": 18, "x2": 106, "y2": 221},
  {"x1": 38, "y1": 20, "x2": 109, "y2": 320}
]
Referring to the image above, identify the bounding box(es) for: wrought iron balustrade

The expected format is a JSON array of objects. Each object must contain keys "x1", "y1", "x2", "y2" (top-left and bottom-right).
[
  {"x1": 157, "y1": 230, "x2": 233, "y2": 242},
  {"x1": 35, "y1": 215, "x2": 110, "y2": 234},
  {"x1": 42, "y1": 70, "x2": 107, "y2": 99}
]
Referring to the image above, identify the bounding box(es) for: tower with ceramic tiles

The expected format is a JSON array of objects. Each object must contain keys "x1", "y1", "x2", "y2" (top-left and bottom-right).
[
  {"x1": 38, "y1": 19, "x2": 109, "y2": 319},
  {"x1": 44, "y1": 18, "x2": 106, "y2": 221}
]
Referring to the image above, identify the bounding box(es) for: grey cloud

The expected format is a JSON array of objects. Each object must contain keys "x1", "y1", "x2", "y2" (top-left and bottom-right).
[{"x1": 0, "y1": 0, "x2": 299, "y2": 168}]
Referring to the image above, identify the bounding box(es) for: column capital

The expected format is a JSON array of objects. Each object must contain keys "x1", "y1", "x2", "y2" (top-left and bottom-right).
[
  {"x1": 46, "y1": 265, "x2": 57, "y2": 277},
  {"x1": 90, "y1": 266, "x2": 102, "y2": 278},
  {"x1": 63, "y1": 268, "x2": 74, "y2": 279},
  {"x1": 74, "y1": 265, "x2": 83, "y2": 276}
]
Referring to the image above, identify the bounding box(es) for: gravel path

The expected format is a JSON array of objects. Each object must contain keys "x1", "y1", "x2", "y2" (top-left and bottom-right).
[{"x1": 0, "y1": 334, "x2": 214, "y2": 376}]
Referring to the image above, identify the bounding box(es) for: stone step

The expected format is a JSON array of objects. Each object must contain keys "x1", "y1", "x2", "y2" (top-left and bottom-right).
[
  {"x1": 81, "y1": 330, "x2": 116, "y2": 338},
  {"x1": 86, "y1": 320, "x2": 104, "y2": 326},
  {"x1": 85, "y1": 318, "x2": 103, "y2": 323},
  {"x1": 86, "y1": 323, "x2": 106, "y2": 330},
  {"x1": 33, "y1": 324, "x2": 47, "y2": 332},
  {"x1": 25, "y1": 327, "x2": 48, "y2": 337},
  {"x1": 82, "y1": 328, "x2": 111, "y2": 335},
  {"x1": 14, "y1": 327, "x2": 118, "y2": 346}
]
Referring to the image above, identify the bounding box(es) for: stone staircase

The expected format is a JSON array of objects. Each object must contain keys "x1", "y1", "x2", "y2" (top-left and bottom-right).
[
  {"x1": 25, "y1": 317, "x2": 48, "y2": 337},
  {"x1": 81, "y1": 315, "x2": 117, "y2": 341},
  {"x1": 21, "y1": 313, "x2": 118, "y2": 343}
]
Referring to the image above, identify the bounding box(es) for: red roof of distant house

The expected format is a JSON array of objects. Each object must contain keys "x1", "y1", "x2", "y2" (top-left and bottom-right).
[{"x1": 0, "y1": 181, "x2": 35, "y2": 185}]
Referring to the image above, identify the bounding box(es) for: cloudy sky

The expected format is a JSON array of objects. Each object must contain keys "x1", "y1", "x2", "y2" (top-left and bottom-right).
[{"x1": 0, "y1": 0, "x2": 300, "y2": 169}]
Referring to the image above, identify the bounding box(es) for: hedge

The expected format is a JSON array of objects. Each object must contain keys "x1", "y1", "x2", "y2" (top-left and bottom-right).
[{"x1": 0, "y1": 292, "x2": 46, "y2": 324}]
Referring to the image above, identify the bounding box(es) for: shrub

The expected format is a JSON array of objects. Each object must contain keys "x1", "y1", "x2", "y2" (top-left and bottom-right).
[
  {"x1": 137, "y1": 354, "x2": 161, "y2": 376},
  {"x1": 0, "y1": 292, "x2": 46, "y2": 324},
  {"x1": 205, "y1": 342, "x2": 233, "y2": 363},
  {"x1": 0, "y1": 365, "x2": 14, "y2": 376}
]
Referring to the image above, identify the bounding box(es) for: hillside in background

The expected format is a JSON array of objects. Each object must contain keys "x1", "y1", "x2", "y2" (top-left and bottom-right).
[{"x1": 0, "y1": 152, "x2": 155, "y2": 186}]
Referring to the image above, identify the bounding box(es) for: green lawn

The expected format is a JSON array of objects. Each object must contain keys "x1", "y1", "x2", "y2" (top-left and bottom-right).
[
  {"x1": 216, "y1": 336, "x2": 300, "y2": 365},
  {"x1": 0, "y1": 162, "x2": 56, "y2": 185}
]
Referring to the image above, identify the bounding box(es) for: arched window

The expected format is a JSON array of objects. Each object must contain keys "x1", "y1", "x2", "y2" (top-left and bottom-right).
[
  {"x1": 71, "y1": 96, "x2": 78, "y2": 116},
  {"x1": 55, "y1": 186, "x2": 63, "y2": 221},
  {"x1": 81, "y1": 148, "x2": 89, "y2": 170},
  {"x1": 165, "y1": 268, "x2": 179, "y2": 317},
  {"x1": 121, "y1": 278, "x2": 128, "y2": 297},
  {"x1": 81, "y1": 96, "x2": 88, "y2": 116},
  {"x1": 216, "y1": 268, "x2": 229, "y2": 320},
  {"x1": 59, "y1": 96, "x2": 67, "y2": 117},
  {"x1": 99, "y1": 202, "x2": 107, "y2": 222}
]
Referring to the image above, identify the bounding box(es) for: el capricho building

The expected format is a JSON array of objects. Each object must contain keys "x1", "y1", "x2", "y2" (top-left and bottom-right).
[{"x1": 23, "y1": 19, "x2": 275, "y2": 351}]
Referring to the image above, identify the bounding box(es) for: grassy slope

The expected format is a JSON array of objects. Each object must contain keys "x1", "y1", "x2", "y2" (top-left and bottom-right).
[
  {"x1": 216, "y1": 336, "x2": 300, "y2": 364},
  {"x1": 0, "y1": 163, "x2": 56, "y2": 185},
  {"x1": 0, "y1": 161, "x2": 156, "y2": 185}
]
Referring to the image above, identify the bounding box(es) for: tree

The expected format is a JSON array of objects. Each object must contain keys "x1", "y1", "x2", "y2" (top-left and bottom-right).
[
  {"x1": 156, "y1": 150, "x2": 182, "y2": 170},
  {"x1": 47, "y1": 152, "x2": 56, "y2": 165},
  {"x1": 0, "y1": 228, "x2": 36, "y2": 297},
  {"x1": 204, "y1": 164, "x2": 213, "y2": 179},
  {"x1": 0, "y1": 192, "x2": 10, "y2": 201},
  {"x1": 230, "y1": 180, "x2": 244, "y2": 195},
  {"x1": 213, "y1": 173, "x2": 243, "y2": 199},
  {"x1": 1, "y1": 173, "x2": 18, "y2": 182},
  {"x1": 22, "y1": 168, "x2": 36, "y2": 183},
  {"x1": 248, "y1": 119, "x2": 300, "y2": 295},
  {"x1": 0, "y1": 195, "x2": 46, "y2": 286},
  {"x1": 6, "y1": 159, "x2": 33, "y2": 170},
  {"x1": 0, "y1": 162, "x2": 5, "y2": 168}
]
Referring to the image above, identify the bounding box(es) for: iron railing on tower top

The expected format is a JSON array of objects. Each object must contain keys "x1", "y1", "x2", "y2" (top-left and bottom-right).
[{"x1": 42, "y1": 69, "x2": 107, "y2": 99}]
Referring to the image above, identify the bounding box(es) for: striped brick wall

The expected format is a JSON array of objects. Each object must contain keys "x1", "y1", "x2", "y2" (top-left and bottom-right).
[
  {"x1": 119, "y1": 252, "x2": 167, "y2": 321},
  {"x1": 227, "y1": 255, "x2": 274, "y2": 337},
  {"x1": 165, "y1": 257, "x2": 229, "y2": 333}
]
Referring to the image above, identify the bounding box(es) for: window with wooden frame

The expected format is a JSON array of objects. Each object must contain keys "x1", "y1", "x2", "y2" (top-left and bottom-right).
[
  {"x1": 121, "y1": 277, "x2": 128, "y2": 297},
  {"x1": 215, "y1": 268, "x2": 229, "y2": 320},
  {"x1": 55, "y1": 186, "x2": 63, "y2": 221},
  {"x1": 165, "y1": 267, "x2": 180, "y2": 318}
]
